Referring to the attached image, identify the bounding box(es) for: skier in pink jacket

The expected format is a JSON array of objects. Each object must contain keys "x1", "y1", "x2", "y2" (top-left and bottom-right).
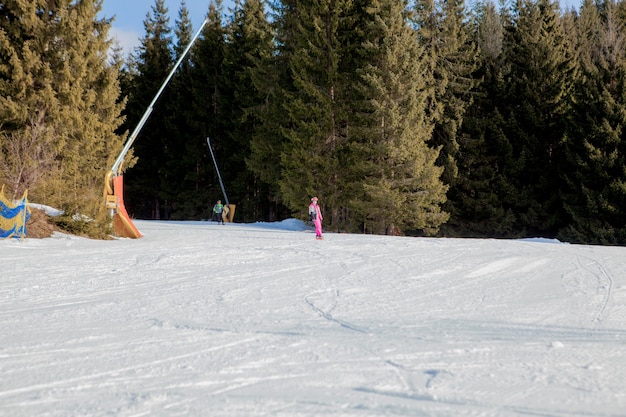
[{"x1": 308, "y1": 197, "x2": 323, "y2": 239}]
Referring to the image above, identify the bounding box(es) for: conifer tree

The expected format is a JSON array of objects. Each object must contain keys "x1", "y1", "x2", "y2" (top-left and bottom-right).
[
  {"x1": 500, "y1": 0, "x2": 575, "y2": 236},
  {"x1": 561, "y1": 0, "x2": 626, "y2": 244},
  {"x1": 347, "y1": 0, "x2": 448, "y2": 235},
  {"x1": 434, "y1": 0, "x2": 478, "y2": 185},
  {"x1": 0, "y1": 0, "x2": 126, "y2": 224},
  {"x1": 188, "y1": 0, "x2": 227, "y2": 213},
  {"x1": 414, "y1": 0, "x2": 478, "y2": 187},
  {"x1": 161, "y1": 1, "x2": 207, "y2": 219},
  {"x1": 0, "y1": 0, "x2": 58, "y2": 198},
  {"x1": 223, "y1": 0, "x2": 275, "y2": 222},
  {"x1": 445, "y1": 0, "x2": 519, "y2": 236},
  {"x1": 247, "y1": 0, "x2": 298, "y2": 221},
  {"x1": 123, "y1": 0, "x2": 174, "y2": 219},
  {"x1": 271, "y1": 0, "x2": 352, "y2": 228}
]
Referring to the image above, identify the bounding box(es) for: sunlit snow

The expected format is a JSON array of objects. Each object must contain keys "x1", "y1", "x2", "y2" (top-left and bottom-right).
[{"x1": 2, "y1": 219, "x2": 625, "y2": 416}]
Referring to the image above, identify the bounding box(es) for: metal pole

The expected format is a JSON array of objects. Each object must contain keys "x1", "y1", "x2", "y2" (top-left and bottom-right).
[
  {"x1": 206, "y1": 137, "x2": 229, "y2": 207},
  {"x1": 111, "y1": 18, "x2": 209, "y2": 175}
]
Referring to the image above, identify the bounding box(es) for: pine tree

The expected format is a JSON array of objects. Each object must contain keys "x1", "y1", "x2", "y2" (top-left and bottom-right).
[
  {"x1": 445, "y1": 0, "x2": 519, "y2": 237},
  {"x1": 161, "y1": 1, "x2": 207, "y2": 219},
  {"x1": 0, "y1": 0, "x2": 57, "y2": 198},
  {"x1": 0, "y1": 0, "x2": 126, "y2": 225},
  {"x1": 500, "y1": 0, "x2": 575, "y2": 236},
  {"x1": 347, "y1": 0, "x2": 448, "y2": 235},
  {"x1": 122, "y1": 0, "x2": 174, "y2": 219},
  {"x1": 247, "y1": 0, "x2": 298, "y2": 221},
  {"x1": 414, "y1": 0, "x2": 478, "y2": 187},
  {"x1": 560, "y1": 0, "x2": 626, "y2": 244},
  {"x1": 188, "y1": 0, "x2": 227, "y2": 216},
  {"x1": 223, "y1": 0, "x2": 275, "y2": 222},
  {"x1": 270, "y1": 0, "x2": 352, "y2": 229}
]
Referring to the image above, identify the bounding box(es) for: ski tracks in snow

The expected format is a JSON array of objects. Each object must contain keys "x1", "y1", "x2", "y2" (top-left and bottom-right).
[
  {"x1": 304, "y1": 289, "x2": 367, "y2": 334},
  {"x1": 562, "y1": 251, "x2": 615, "y2": 325}
]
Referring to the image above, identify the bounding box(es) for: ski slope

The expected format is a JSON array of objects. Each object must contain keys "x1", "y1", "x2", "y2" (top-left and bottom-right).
[{"x1": 2, "y1": 219, "x2": 626, "y2": 416}]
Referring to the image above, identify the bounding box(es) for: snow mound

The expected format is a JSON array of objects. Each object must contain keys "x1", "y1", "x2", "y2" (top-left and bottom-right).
[
  {"x1": 252, "y1": 218, "x2": 310, "y2": 231},
  {"x1": 520, "y1": 237, "x2": 566, "y2": 244},
  {"x1": 29, "y1": 203, "x2": 64, "y2": 217}
]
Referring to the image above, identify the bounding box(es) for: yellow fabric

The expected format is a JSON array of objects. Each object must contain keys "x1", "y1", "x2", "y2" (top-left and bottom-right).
[{"x1": 0, "y1": 185, "x2": 31, "y2": 239}]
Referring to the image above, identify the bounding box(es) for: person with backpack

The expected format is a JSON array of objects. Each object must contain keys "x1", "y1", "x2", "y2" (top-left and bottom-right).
[
  {"x1": 308, "y1": 196, "x2": 323, "y2": 239},
  {"x1": 213, "y1": 200, "x2": 224, "y2": 224}
]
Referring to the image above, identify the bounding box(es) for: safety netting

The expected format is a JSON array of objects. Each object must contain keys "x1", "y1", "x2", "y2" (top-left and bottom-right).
[{"x1": 0, "y1": 185, "x2": 31, "y2": 239}]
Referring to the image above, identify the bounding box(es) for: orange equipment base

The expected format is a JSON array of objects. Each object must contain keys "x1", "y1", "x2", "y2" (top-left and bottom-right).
[{"x1": 110, "y1": 174, "x2": 142, "y2": 238}]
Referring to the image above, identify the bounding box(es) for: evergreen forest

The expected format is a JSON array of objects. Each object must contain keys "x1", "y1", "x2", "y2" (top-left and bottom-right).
[{"x1": 2, "y1": 0, "x2": 626, "y2": 244}]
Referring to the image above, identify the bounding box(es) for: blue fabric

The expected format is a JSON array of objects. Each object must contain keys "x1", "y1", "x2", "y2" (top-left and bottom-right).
[{"x1": 0, "y1": 193, "x2": 30, "y2": 239}]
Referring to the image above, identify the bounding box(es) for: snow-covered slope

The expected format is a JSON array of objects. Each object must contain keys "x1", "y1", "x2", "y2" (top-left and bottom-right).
[{"x1": 2, "y1": 220, "x2": 625, "y2": 416}]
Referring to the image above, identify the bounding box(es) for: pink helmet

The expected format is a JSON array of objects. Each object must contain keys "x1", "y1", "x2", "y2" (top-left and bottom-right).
[{"x1": 311, "y1": 196, "x2": 318, "y2": 201}]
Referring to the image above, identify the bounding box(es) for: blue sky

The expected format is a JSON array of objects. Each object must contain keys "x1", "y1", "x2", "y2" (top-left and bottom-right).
[
  {"x1": 100, "y1": 0, "x2": 583, "y2": 57},
  {"x1": 100, "y1": 0, "x2": 237, "y2": 56}
]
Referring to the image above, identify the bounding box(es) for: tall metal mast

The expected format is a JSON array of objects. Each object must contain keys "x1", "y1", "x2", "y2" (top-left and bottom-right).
[{"x1": 110, "y1": 18, "x2": 209, "y2": 175}]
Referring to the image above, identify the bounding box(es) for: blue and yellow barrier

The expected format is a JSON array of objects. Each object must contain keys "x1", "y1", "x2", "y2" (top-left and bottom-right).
[{"x1": 0, "y1": 185, "x2": 31, "y2": 239}]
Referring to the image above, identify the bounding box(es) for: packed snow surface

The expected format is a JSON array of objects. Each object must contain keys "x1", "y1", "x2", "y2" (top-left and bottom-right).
[{"x1": 2, "y1": 219, "x2": 626, "y2": 416}]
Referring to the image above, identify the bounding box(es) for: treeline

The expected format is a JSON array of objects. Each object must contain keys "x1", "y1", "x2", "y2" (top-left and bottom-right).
[{"x1": 2, "y1": 0, "x2": 626, "y2": 244}]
